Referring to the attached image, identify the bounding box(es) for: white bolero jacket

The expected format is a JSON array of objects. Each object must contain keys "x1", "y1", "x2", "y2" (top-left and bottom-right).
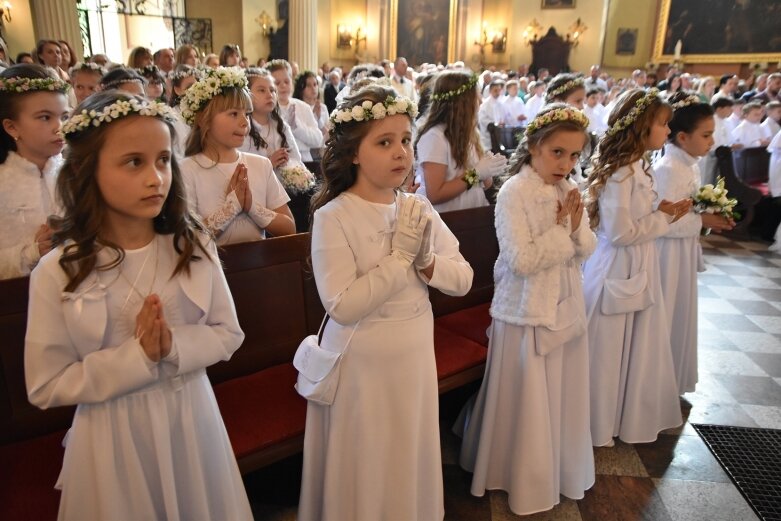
[
  {"x1": 490, "y1": 165, "x2": 596, "y2": 327},
  {"x1": 653, "y1": 144, "x2": 703, "y2": 239},
  {"x1": 24, "y1": 237, "x2": 244, "y2": 409}
]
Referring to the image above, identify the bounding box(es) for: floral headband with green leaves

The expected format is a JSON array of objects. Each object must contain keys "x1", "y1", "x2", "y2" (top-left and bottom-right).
[
  {"x1": 329, "y1": 95, "x2": 418, "y2": 126},
  {"x1": 431, "y1": 73, "x2": 479, "y2": 102},
  {"x1": 180, "y1": 66, "x2": 248, "y2": 126},
  {"x1": 0, "y1": 76, "x2": 70, "y2": 94},
  {"x1": 546, "y1": 77, "x2": 585, "y2": 100},
  {"x1": 62, "y1": 98, "x2": 177, "y2": 138},
  {"x1": 605, "y1": 88, "x2": 660, "y2": 137},
  {"x1": 524, "y1": 107, "x2": 589, "y2": 138},
  {"x1": 670, "y1": 94, "x2": 701, "y2": 111}
]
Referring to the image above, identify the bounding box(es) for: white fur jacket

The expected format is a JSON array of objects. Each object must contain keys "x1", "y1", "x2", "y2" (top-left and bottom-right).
[{"x1": 490, "y1": 164, "x2": 596, "y2": 327}]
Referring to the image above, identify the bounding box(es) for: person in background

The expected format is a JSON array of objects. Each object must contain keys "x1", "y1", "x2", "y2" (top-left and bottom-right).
[
  {"x1": 69, "y1": 62, "x2": 105, "y2": 105},
  {"x1": 100, "y1": 68, "x2": 146, "y2": 97},
  {"x1": 524, "y1": 81, "x2": 546, "y2": 121},
  {"x1": 204, "y1": 53, "x2": 220, "y2": 68},
  {"x1": 324, "y1": 69, "x2": 344, "y2": 114},
  {"x1": 137, "y1": 64, "x2": 167, "y2": 102},
  {"x1": 584, "y1": 87, "x2": 608, "y2": 137},
  {"x1": 127, "y1": 46, "x2": 153, "y2": 69},
  {"x1": 478, "y1": 79, "x2": 506, "y2": 151},
  {"x1": 153, "y1": 47, "x2": 175, "y2": 74},
  {"x1": 89, "y1": 53, "x2": 109, "y2": 67},
  {"x1": 391, "y1": 56, "x2": 416, "y2": 100},
  {"x1": 219, "y1": 45, "x2": 241, "y2": 67},
  {"x1": 35, "y1": 39, "x2": 69, "y2": 81},
  {"x1": 175, "y1": 44, "x2": 199, "y2": 68},
  {"x1": 750, "y1": 73, "x2": 781, "y2": 104},
  {"x1": 500, "y1": 79, "x2": 526, "y2": 128},
  {"x1": 294, "y1": 70, "x2": 329, "y2": 139},
  {"x1": 57, "y1": 40, "x2": 78, "y2": 71},
  {"x1": 711, "y1": 74, "x2": 738, "y2": 102},
  {"x1": 762, "y1": 101, "x2": 781, "y2": 139},
  {"x1": 731, "y1": 102, "x2": 772, "y2": 148},
  {"x1": 16, "y1": 52, "x2": 35, "y2": 64},
  {"x1": 695, "y1": 76, "x2": 716, "y2": 103}
]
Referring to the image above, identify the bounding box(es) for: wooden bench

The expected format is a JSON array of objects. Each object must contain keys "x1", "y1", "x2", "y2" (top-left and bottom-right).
[{"x1": 0, "y1": 205, "x2": 498, "y2": 520}]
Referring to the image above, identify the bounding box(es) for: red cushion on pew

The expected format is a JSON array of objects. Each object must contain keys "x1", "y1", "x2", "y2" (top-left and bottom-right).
[
  {"x1": 434, "y1": 324, "x2": 488, "y2": 380},
  {"x1": 435, "y1": 302, "x2": 492, "y2": 347},
  {"x1": 213, "y1": 363, "x2": 307, "y2": 460},
  {"x1": 0, "y1": 430, "x2": 65, "y2": 521}
]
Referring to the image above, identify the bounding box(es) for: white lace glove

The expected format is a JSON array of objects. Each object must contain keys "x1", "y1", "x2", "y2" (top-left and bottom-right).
[
  {"x1": 249, "y1": 203, "x2": 277, "y2": 228},
  {"x1": 414, "y1": 215, "x2": 434, "y2": 270},
  {"x1": 391, "y1": 195, "x2": 427, "y2": 266},
  {"x1": 474, "y1": 152, "x2": 507, "y2": 181}
]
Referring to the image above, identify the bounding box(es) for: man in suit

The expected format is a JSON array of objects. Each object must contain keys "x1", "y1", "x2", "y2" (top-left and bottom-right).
[
  {"x1": 324, "y1": 69, "x2": 345, "y2": 114},
  {"x1": 391, "y1": 57, "x2": 416, "y2": 100}
]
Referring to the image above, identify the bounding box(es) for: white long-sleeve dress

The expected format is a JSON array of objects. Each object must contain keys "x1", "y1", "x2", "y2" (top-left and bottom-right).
[
  {"x1": 457, "y1": 166, "x2": 596, "y2": 515},
  {"x1": 298, "y1": 191, "x2": 473, "y2": 521},
  {"x1": 582, "y1": 161, "x2": 682, "y2": 445},
  {"x1": 239, "y1": 116, "x2": 303, "y2": 166},
  {"x1": 24, "y1": 234, "x2": 252, "y2": 521},
  {"x1": 653, "y1": 144, "x2": 705, "y2": 393},
  {"x1": 278, "y1": 97, "x2": 324, "y2": 162},
  {"x1": 0, "y1": 151, "x2": 62, "y2": 280}
]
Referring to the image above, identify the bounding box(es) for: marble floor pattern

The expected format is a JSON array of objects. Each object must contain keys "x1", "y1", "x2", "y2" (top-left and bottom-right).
[{"x1": 244, "y1": 233, "x2": 780, "y2": 520}]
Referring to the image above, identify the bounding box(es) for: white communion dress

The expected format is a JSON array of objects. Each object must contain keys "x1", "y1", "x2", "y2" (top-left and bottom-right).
[
  {"x1": 298, "y1": 191, "x2": 473, "y2": 521},
  {"x1": 582, "y1": 161, "x2": 683, "y2": 445},
  {"x1": 24, "y1": 234, "x2": 252, "y2": 521},
  {"x1": 653, "y1": 144, "x2": 706, "y2": 393}
]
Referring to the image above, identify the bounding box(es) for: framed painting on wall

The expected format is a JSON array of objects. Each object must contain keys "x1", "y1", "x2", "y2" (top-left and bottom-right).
[
  {"x1": 390, "y1": 0, "x2": 458, "y2": 67},
  {"x1": 541, "y1": 0, "x2": 575, "y2": 9},
  {"x1": 653, "y1": 0, "x2": 781, "y2": 63},
  {"x1": 616, "y1": 28, "x2": 637, "y2": 56}
]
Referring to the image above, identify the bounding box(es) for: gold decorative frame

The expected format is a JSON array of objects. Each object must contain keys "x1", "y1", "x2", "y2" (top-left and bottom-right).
[
  {"x1": 389, "y1": 0, "x2": 458, "y2": 64},
  {"x1": 653, "y1": 0, "x2": 781, "y2": 64}
]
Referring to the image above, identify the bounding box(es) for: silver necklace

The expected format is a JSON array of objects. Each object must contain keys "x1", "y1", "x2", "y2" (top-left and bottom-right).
[{"x1": 118, "y1": 237, "x2": 159, "y2": 314}]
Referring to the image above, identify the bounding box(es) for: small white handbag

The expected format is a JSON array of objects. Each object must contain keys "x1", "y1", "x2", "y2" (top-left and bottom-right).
[{"x1": 293, "y1": 315, "x2": 360, "y2": 406}]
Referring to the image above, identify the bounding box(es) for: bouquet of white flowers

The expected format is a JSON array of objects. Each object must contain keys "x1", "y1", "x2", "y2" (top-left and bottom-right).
[
  {"x1": 278, "y1": 163, "x2": 316, "y2": 194},
  {"x1": 693, "y1": 177, "x2": 739, "y2": 220}
]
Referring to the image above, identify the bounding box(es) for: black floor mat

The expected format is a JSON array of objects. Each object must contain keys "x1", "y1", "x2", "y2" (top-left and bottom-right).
[{"x1": 692, "y1": 424, "x2": 781, "y2": 521}]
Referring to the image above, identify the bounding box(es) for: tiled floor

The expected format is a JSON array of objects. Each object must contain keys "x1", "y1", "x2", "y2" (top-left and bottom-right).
[{"x1": 245, "y1": 234, "x2": 781, "y2": 520}]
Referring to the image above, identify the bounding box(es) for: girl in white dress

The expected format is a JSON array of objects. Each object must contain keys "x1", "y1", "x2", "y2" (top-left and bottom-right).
[
  {"x1": 178, "y1": 67, "x2": 295, "y2": 245},
  {"x1": 583, "y1": 89, "x2": 691, "y2": 446},
  {"x1": 458, "y1": 104, "x2": 597, "y2": 515},
  {"x1": 267, "y1": 59, "x2": 324, "y2": 161},
  {"x1": 545, "y1": 73, "x2": 586, "y2": 109},
  {"x1": 168, "y1": 64, "x2": 201, "y2": 157},
  {"x1": 0, "y1": 64, "x2": 70, "y2": 279},
  {"x1": 239, "y1": 67, "x2": 302, "y2": 168},
  {"x1": 24, "y1": 91, "x2": 252, "y2": 520},
  {"x1": 298, "y1": 85, "x2": 473, "y2": 521},
  {"x1": 414, "y1": 71, "x2": 507, "y2": 213},
  {"x1": 653, "y1": 93, "x2": 734, "y2": 393}
]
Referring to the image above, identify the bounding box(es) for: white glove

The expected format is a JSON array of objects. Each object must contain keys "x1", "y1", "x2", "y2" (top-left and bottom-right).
[
  {"x1": 391, "y1": 195, "x2": 427, "y2": 266},
  {"x1": 414, "y1": 215, "x2": 434, "y2": 270},
  {"x1": 474, "y1": 152, "x2": 507, "y2": 181}
]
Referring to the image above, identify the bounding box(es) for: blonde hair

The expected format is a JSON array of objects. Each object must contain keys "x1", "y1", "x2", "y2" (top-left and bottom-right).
[
  {"x1": 584, "y1": 89, "x2": 671, "y2": 229},
  {"x1": 184, "y1": 87, "x2": 253, "y2": 159},
  {"x1": 415, "y1": 70, "x2": 482, "y2": 168}
]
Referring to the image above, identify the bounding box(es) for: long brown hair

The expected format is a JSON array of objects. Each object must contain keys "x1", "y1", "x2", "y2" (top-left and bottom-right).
[
  {"x1": 415, "y1": 70, "x2": 482, "y2": 168},
  {"x1": 245, "y1": 68, "x2": 288, "y2": 151},
  {"x1": 584, "y1": 89, "x2": 672, "y2": 229},
  {"x1": 183, "y1": 86, "x2": 253, "y2": 159},
  {"x1": 309, "y1": 85, "x2": 413, "y2": 226},
  {"x1": 56, "y1": 91, "x2": 211, "y2": 292}
]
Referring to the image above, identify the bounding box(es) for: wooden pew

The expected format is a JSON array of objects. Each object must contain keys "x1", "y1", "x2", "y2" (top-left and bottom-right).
[{"x1": 0, "y1": 205, "x2": 498, "y2": 520}]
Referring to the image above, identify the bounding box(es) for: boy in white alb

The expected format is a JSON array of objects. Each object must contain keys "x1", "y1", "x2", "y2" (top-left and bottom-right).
[
  {"x1": 478, "y1": 79, "x2": 506, "y2": 151},
  {"x1": 524, "y1": 81, "x2": 546, "y2": 121},
  {"x1": 761, "y1": 101, "x2": 781, "y2": 140},
  {"x1": 583, "y1": 87, "x2": 608, "y2": 136},
  {"x1": 731, "y1": 103, "x2": 772, "y2": 147},
  {"x1": 500, "y1": 80, "x2": 527, "y2": 128}
]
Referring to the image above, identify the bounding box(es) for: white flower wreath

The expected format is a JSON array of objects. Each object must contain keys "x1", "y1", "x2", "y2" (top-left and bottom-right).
[
  {"x1": 329, "y1": 95, "x2": 418, "y2": 127},
  {"x1": 179, "y1": 66, "x2": 248, "y2": 126},
  {"x1": 62, "y1": 98, "x2": 178, "y2": 137}
]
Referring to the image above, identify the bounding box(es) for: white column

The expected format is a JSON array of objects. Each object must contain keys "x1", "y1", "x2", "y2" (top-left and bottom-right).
[
  {"x1": 30, "y1": 0, "x2": 83, "y2": 60},
  {"x1": 289, "y1": 0, "x2": 318, "y2": 73}
]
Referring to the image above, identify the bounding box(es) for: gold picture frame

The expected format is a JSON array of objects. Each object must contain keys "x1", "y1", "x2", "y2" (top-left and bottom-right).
[
  {"x1": 653, "y1": 0, "x2": 781, "y2": 64},
  {"x1": 389, "y1": 0, "x2": 458, "y2": 66}
]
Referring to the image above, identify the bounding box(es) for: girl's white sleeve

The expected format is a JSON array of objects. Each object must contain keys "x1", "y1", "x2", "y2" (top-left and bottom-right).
[
  {"x1": 25, "y1": 264, "x2": 159, "y2": 408},
  {"x1": 183, "y1": 165, "x2": 243, "y2": 236},
  {"x1": 0, "y1": 238, "x2": 39, "y2": 280},
  {"x1": 312, "y1": 209, "x2": 408, "y2": 325},
  {"x1": 421, "y1": 207, "x2": 473, "y2": 296},
  {"x1": 283, "y1": 121, "x2": 303, "y2": 163},
  {"x1": 654, "y1": 164, "x2": 702, "y2": 239},
  {"x1": 600, "y1": 176, "x2": 671, "y2": 246},
  {"x1": 164, "y1": 243, "x2": 245, "y2": 374},
  {"x1": 291, "y1": 103, "x2": 324, "y2": 149},
  {"x1": 495, "y1": 181, "x2": 575, "y2": 276}
]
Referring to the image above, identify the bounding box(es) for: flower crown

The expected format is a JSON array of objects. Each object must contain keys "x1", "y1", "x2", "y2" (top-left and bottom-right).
[
  {"x1": 180, "y1": 66, "x2": 248, "y2": 126},
  {"x1": 431, "y1": 73, "x2": 479, "y2": 102},
  {"x1": 0, "y1": 76, "x2": 70, "y2": 94},
  {"x1": 62, "y1": 98, "x2": 178, "y2": 137},
  {"x1": 546, "y1": 77, "x2": 585, "y2": 100},
  {"x1": 329, "y1": 95, "x2": 418, "y2": 126},
  {"x1": 169, "y1": 66, "x2": 203, "y2": 83},
  {"x1": 69, "y1": 62, "x2": 105, "y2": 76},
  {"x1": 670, "y1": 94, "x2": 701, "y2": 110},
  {"x1": 605, "y1": 89, "x2": 660, "y2": 137},
  {"x1": 136, "y1": 64, "x2": 163, "y2": 77},
  {"x1": 525, "y1": 107, "x2": 589, "y2": 137}
]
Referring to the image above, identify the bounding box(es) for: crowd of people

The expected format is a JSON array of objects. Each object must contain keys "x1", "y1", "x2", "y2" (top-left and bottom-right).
[{"x1": 1, "y1": 35, "x2": 780, "y2": 520}]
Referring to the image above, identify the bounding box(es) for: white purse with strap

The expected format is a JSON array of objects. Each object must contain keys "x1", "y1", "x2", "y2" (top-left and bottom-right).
[{"x1": 293, "y1": 315, "x2": 360, "y2": 406}]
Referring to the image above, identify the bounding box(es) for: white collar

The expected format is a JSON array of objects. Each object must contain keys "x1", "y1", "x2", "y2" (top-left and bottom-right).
[
  {"x1": 663, "y1": 143, "x2": 699, "y2": 167},
  {"x1": 4, "y1": 151, "x2": 63, "y2": 178}
]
